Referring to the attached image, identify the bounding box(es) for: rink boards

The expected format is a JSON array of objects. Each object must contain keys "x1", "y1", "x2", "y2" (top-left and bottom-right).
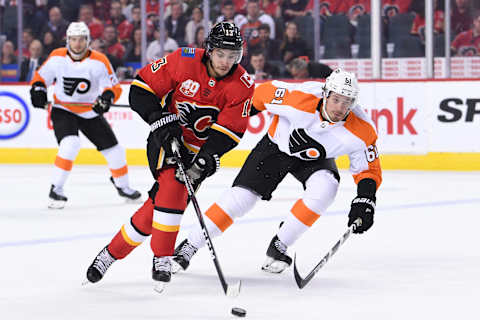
[{"x1": 1, "y1": 79, "x2": 480, "y2": 170}]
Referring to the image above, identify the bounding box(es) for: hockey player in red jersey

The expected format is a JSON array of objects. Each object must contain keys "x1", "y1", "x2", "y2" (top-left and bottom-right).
[
  {"x1": 85, "y1": 22, "x2": 254, "y2": 291},
  {"x1": 172, "y1": 69, "x2": 382, "y2": 274},
  {"x1": 29, "y1": 22, "x2": 141, "y2": 209}
]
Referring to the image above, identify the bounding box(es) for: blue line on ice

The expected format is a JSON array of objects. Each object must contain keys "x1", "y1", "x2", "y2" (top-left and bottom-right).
[{"x1": 1, "y1": 197, "x2": 478, "y2": 248}]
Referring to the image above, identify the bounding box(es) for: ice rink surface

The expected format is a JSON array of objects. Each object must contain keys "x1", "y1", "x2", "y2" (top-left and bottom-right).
[{"x1": 1, "y1": 164, "x2": 479, "y2": 320}]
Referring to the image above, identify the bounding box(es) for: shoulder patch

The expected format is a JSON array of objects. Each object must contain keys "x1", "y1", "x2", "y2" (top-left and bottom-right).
[
  {"x1": 240, "y1": 72, "x2": 255, "y2": 88},
  {"x1": 181, "y1": 47, "x2": 196, "y2": 58}
]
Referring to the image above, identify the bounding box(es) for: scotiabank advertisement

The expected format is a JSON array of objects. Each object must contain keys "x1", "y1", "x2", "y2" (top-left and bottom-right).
[{"x1": 1, "y1": 80, "x2": 479, "y2": 154}]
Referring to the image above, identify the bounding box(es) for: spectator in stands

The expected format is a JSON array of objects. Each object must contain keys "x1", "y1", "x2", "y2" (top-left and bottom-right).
[
  {"x1": 125, "y1": 28, "x2": 142, "y2": 62},
  {"x1": 41, "y1": 6, "x2": 68, "y2": 44},
  {"x1": 286, "y1": 57, "x2": 333, "y2": 79},
  {"x1": 260, "y1": 0, "x2": 281, "y2": 18},
  {"x1": 185, "y1": 6, "x2": 211, "y2": 46},
  {"x1": 30, "y1": 0, "x2": 49, "y2": 38},
  {"x1": 165, "y1": 2, "x2": 189, "y2": 46},
  {"x1": 61, "y1": 0, "x2": 81, "y2": 22},
  {"x1": 281, "y1": 0, "x2": 309, "y2": 23},
  {"x1": 19, "y1": 40, "x2": 45, "y2": 82},
  {"x1": 42, "y1": 31, "x2": 61, "y2": 56},
  {"x1": 248, "y1": 23, "x2": 280, "y2": 61},
  {"x1": 146, "y1": 29, "x2": 179, "y2": 62},
  {"x1": 279, "y1": 21, "x2": 311, "y2": 64},
  {"x1": 107, "y1": 0, "x2": 134, "y2": 43},
  {"x1": 20, "y1": 28, "x2": 35, "y2": 58},
  {"x1": 245, "y1": 50, "x2": 280, "y2": 79},
  {"x1": 410, "y1": 0, "x2": 444, "y2": 43},
  {"x1": 94, "y1": 0, "x2": 112, "y2": 22},
  {"x1": 240, "y1": 0, "x2": 276, "y2": 40},
  {"x1": 79, "y1": 4, "x2": 105, "y2": 40},
  {"x1": 103, "y1": 25, "x2": 126, "y2": 61},
  {"x1": 120, "y1": 0, "x2": 135, "y2": 22},
  {"x1": 336, "y1": 0, "x2": 371, "y2": 27},
  {"x1": 146, "y1": 0, "x2": 159, "y2": 15},
  {"x1": 232, "y1": 0, "x2": 248, "y2": 15},
  {"x1": 130, "y1": 5, "x2": 156, "y2": 42},
  {"x1": 451, "y1": 10, "x2": 480, "y2": 56},
  {"x1": 1, "y1": 40, "x2": 16, "y2": 65},
  {"x1": 91, "y1": 38, "x2": 123, "y2": 70},
  {"x1": 216, "y1": 1, "x2": 247, "y2": 27},
  {"x1": 305, "y1": 0, "x2": 342, "y2": 16},
  {"x1": 191, "y1": 26, "x2": 206, "y2": 48},
  {"x1": 451, "y1": 0, "x2": 473, "y2": 36},
  {"x1": 382, "y1": 0, "x2": 412, "y2": 18}
]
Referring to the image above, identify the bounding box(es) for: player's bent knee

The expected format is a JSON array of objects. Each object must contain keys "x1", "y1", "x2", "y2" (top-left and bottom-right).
[
  {"x1": 216, "y1": 186, "x2": 259, "y2": 219},
  {"x1": 303, "y1": 170, "x2": 339, "y2": 213},
  {"x1": 59, "y1": 135, "x2": 81, "y2": 158}
]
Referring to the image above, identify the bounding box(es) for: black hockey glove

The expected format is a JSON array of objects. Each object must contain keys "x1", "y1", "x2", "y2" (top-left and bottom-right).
[
  {"x1": 30, "y1": 82, "x2": 48, "y2": 109},
  {"x1": 92, "y1": 90, "x2": 114, "y2": 114},
  {"x1": 348, "y1": 195, "x2": 375, "y2": 234},
  {"x1": 149, "y1": 111, "x2": 182, "y2": 151},
  {"x1": 289, "y1": 128, "x2": 326, "y2": 161},
  {"x1": 176, "y1": 149, "x2": 220, "y2": 185}
]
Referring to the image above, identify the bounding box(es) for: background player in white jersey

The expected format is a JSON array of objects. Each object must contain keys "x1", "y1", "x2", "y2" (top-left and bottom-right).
[
  {"x1": 29, "y1": 22, "x2": 141, "y2": 209},
  {"x1": 172, "y1": 68, "x2": 382, "y2": 274}
]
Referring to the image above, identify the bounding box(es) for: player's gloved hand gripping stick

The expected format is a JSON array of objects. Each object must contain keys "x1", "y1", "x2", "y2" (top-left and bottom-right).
[{"x1": 171, "y1": 138, "x2": 241, "y2": 297}]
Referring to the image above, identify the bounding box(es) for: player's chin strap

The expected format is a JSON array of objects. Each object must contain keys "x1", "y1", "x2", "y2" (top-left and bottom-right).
[
  {"x1": 170, "y1": 138, "x2": 241, "y2": 297},
  {"x1": 293, "y1": 218, "x2": 361, "y2": 289}
]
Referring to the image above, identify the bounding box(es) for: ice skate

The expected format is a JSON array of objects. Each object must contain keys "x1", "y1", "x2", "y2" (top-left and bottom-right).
[
  {"x1": 261, "y1": 235, "x2": 292, "y2": 273},
  {"x1": 109, "y1": 177, "x2": 141, "y2": 202},
  {"x1": 152, "y1": 256, "x2": 171, "y2": 293},
  {"x1": 171, "y1": 239, "x2": 198, "y2": 274},
  {"x1": 85, "y1": 246, "x2": 116, "y2": 284},
  {"x1": 48, "y1": 185, "x2": 67, "y2": 209}
]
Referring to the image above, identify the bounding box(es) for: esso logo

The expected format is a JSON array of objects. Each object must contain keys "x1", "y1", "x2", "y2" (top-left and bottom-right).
[{"x1": 0, "y1": 91, "x2": 30, "y2": 139}]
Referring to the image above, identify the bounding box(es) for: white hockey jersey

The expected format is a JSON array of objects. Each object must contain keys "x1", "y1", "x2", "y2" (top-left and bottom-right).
[
  {"x1": 252, "y1": 80, "x2": 382, "y2": 188},
  {"x1": 32, "y1": 48, "x2": 122, "y2": 119}
]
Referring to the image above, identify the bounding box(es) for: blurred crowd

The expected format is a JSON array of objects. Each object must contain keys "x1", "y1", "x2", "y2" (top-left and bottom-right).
[{"x1": 1, "y1": 0, "x2": 480, "y2": 82}]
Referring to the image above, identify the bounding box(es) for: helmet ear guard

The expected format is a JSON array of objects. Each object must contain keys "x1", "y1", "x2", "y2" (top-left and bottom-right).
[
  {"x1": 205, "y1": 22, "x2": 244, "y2": 64},
  {"x1": 66, "y1": 22, "x2": 91, "y2": 59}
]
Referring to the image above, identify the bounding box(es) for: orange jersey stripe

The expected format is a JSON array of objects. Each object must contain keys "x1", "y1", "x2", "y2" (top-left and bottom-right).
[
  {"x1": 253, "y1": 81, "x2": 319, "y2": 113},
  {"x1": 54, "y1": 155, "x2": 73, "y2": 171},
  {"x1": 53, "y1": 95, "x2": 93, "y2": 114},
  {"x1": 110, "y1": 165, "x2": 128, "y2": 178},
  {"x1": 205, "y1": 203, "x2": 233, "y2": 232},
  {"x1": 268, "y1": 115, "x2": 279, "y2": 138},
  {"x1": 291, "y1": 199, "x2": 321, "y2": 227}
]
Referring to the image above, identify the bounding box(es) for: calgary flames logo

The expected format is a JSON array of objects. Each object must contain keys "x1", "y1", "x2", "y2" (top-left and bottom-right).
[{"x1": 175, "y1": 101, "x2": 220, "y2": 140}]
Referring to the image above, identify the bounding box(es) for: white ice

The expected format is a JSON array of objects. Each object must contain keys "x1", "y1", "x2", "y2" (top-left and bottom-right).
[{"x1": 0, "y1": 164, "x2": 479, "y2": 320}]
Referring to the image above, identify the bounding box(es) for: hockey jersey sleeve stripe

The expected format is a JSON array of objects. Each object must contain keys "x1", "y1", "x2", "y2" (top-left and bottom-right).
[
  {"x1": 210, "y1": 123, "x2": 242, "y2": 143},
  {"x1": 291, "y1": 199, "x2": 321, "y2": 227},
  {"x1": 30, "y1": 72, "x2": 46, "y2": 86},
  {"x1": 131, "y1": 79, "x2": 155, "y2": 95},
  {"x1": 205, "y1": 203, "x2": 234, "y2": 232},
  {"x1": 344, "y1": 112, "x2": 377, "y2": 146},
  {"x1": 90, "y1": 50, "x2": 115, "y2": 75},
  {"x1": 352, "y1": 169, "x2": 382, "y2": 190}
]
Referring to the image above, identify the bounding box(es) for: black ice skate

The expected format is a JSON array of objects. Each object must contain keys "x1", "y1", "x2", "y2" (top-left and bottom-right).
[
  {"x1": 152, "y1": 256, "x2": 171, "y2": 293},
  {"x1": 48, "y1": 185, "x2": 68, "y2": 209},
  {"x1": 85, "y1": 246, "x2": 116, "y2": 284},
  {"x1": 171, "y1": 239, "x2": 198, "y2": 274},
  {"x1": 261, "y1": 235, "x2": 292, "y2": 273},
  {"x1": 109, "y1": 177, "x2": 141, "y2": 201}
]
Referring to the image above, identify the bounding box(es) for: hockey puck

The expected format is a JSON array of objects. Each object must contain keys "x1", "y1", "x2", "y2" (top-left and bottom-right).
[{"x1": 231, "y1": 307, "x2": 247, "y2": 317}]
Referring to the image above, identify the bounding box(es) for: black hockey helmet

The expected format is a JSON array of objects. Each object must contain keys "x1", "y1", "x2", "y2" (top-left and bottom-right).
[{"x1": 205, "y1": 22, "x2": 243, "y2": 63}]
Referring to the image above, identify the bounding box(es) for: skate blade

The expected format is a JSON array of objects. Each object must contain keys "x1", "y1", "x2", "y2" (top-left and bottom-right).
[
  {"x1": 81, "y1": 279, "x2": 92, "y2": 286},
  {"x1": 261, "y1": 258, "x2": 289, "y2": 274},
  {"x1": 171, "y1": 260, "x2": 183, "y2": 274},
  {"x1": 48, "y1": 199, "x2": 66, "y2": 209},
  {"x1": 153, "y1": 281, "x2": 167, "y2": 293}
]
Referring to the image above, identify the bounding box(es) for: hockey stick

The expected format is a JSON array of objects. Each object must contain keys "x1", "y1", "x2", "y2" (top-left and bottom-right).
[
  {"x1": 170, "y1": 139, "x2": 241, "y2": 297},
  {"x1": 293, "y1": 218, "x2": 361, "y2": 289},
  {"x1": 44, "y1": 102, "x2": 130, "y2": 109}
]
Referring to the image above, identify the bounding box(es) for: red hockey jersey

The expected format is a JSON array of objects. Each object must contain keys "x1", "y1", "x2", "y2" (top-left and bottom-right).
[{"x1": 132, "y1": 47, "x2": 255, "y2": 152}]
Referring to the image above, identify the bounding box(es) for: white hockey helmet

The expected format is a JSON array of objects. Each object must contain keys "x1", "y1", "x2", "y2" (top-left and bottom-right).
[
  {"x1": 322, "y1": 68, "x2": 359, "y2": 122},
  {"x1": 66, "y1": 22, "x2": 91, "y2": 59}
]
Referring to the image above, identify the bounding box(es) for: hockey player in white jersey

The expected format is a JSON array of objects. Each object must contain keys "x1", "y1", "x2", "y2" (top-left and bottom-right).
[
  {"x1": 30, "y1": 22, "x2": 141, "y2": 209},
  {"x1": 172, "y1": 68, "x2": 382, "y2": 274}
]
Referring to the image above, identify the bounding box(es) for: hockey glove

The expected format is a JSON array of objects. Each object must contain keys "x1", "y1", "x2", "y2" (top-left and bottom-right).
[
  {"x1": 348, "y1": 195, "x2": 375, "y2": 233},
  {"x1": 176, "y1": 149, "x2": 220, "y2": 185},
  {"x1": 149, "y1": 111, "x2": 182, "y2": 151},
  {"x1": 30, "y1": 82, "x2": 48, "y2": 109},
  {"x1": 288, "y1": 128, "x2": 326, "y2": 161},
  {"x1": 92, "y1": 90, "x2": 114, "y2": 114}
]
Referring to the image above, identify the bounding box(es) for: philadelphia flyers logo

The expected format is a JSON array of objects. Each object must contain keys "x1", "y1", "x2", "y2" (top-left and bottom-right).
[
  {"x1": 175, "y1": 101, "x2": 220, "y2": 140},
  {"x1": 63, "y1": 77, "x2": 91, "y2": 96},
  {"x1": 289, "y1": 128, "x2": 326, "y2": 161}
]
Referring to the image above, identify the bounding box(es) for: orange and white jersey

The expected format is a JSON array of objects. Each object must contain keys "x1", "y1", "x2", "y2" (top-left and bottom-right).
[
  {"x1": 31, "y1": 48, "x2": 122, "y2": 119},
  {"x1": 253, "y1": 80, "x2": 382, "y2": 188}
]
